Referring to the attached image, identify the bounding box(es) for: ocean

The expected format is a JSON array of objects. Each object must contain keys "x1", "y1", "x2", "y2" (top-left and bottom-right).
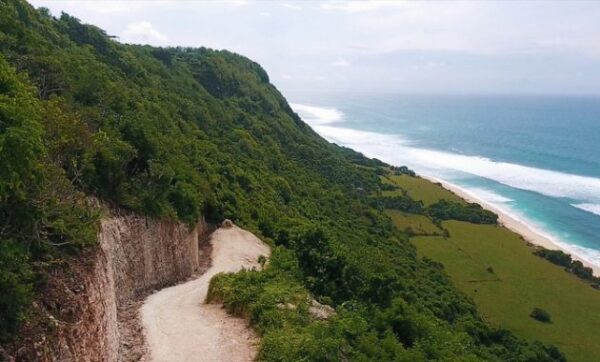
[{"x1": 289, "y1": 93, "x2": 600, "y2": 270}]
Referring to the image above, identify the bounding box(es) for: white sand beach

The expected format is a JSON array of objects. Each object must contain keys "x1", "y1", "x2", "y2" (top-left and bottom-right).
[{"x1": 422, "y1": 175, "x2": 600, "y2": 277}]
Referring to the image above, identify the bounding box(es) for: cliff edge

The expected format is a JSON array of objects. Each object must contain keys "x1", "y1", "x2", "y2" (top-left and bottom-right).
[{"x1": 7, "y1": 205, "x2": 211, "y2": 362}]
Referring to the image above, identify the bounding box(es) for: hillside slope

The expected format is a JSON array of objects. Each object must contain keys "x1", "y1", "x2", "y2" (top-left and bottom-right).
[{"x1": 0, "y1": 0, "x2": 564, "y2": 360}]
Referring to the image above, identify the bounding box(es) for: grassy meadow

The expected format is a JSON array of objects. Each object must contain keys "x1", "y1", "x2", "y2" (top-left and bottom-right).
[
  {"x1": 386, "y1": 174, "x2": 600, "y2": 362},
  {"x1": 383, "y1": 174, "x2": 465, "y2": 205},
  {"x1": 385, "y1": 209, "x2": 443, "y2": 236}
]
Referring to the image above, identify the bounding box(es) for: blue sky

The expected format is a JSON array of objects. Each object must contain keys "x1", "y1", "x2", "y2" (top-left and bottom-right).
[{"x1": 29, "y1": 0, "x2": 600, "y2": 96}]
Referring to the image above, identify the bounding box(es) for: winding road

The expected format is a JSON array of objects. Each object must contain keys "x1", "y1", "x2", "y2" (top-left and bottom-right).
[{"x1": 140, "y1": 225, "x2": 270, "y2": 362}]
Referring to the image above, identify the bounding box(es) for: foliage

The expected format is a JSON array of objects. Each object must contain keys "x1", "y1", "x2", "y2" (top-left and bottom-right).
[
  {"x1": 0, "y1": 1, "x2": 565, "y2": 360},
  {"x1": 372, "y1": 195, "x2": 424, "y2": 214},
  {"x1": 0, "y1": 240, "x2": 33, "y2": 341},
  {"x1": 533, "y1": 249, "x2": 573, "y2": 267},
  {"x1": 390, "y1": 165, "x2": 416, "y2": 177},
  {"x1": 0, "y1": 55, "x2": 98, "y2": 340},
  {"x1": 427, "y1": 200, "x2": 498, "y2": 224},
  {"x1": 534, "y1": 248, "x2": 599, "y2": 284},
  {"x1": 383, "y1": 174, "x2": 465, "y2": 206},
  {"x1": 412, "y1": 219, "x2": 600, "y2": 361},
  {"x1": 530, "y1": 308, "x2": 551, "y2": 323},
  {"x1": 385, "y1": 210, "x2": 443, "y2": 237}
]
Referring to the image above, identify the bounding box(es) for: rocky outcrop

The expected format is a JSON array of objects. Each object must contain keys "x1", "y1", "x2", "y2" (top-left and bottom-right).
[
  {"x1": 275, "y1": 299, "x2": 336, "y2": 321},
  {"x1": 7, "y1": 206, "x2": 211, "y2": 362},
  {"x1": 308, "y1": 299, "x2": 336, "y2": 320}
]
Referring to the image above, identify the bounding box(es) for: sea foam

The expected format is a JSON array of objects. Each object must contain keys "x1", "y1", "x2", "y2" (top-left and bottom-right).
[
  {"x1": 464, "y1": 188, "x2": 514, "y2": 204},
  {"x1": 305, "y1": 119, "x2": 600, "y2": 205},
  {"x1": 291, "y1": 102, "x2": 600, "y2": 271},
  {"x1": 290, "y1": 103, "x2": 343, "y2": 125},
  {"x1": 573, "y1": 203, "x2": 600, "y2": 217}
]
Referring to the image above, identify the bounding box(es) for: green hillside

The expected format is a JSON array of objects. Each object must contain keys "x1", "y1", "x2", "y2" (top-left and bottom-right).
[
  {"x1": 0, "y1": 0, "x2": 568, "y2": 360},
  {"x1": 386, "y1": 173, "x2": 600, "y2": 361}
]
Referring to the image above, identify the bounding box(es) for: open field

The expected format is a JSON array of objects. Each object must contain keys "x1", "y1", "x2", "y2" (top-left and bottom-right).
[
  {"x1": 385, "y1": 209, "x2": 442, "y2": 236},
  {"x1": 386, "y1": 175, "x2": 600, "y2": 362},
  {"x1": 413, "y1": 222, "x2": 600, "y2": 362},
  {"x1": 383, "y1": 174, "x2": 465, "y2": 205}
]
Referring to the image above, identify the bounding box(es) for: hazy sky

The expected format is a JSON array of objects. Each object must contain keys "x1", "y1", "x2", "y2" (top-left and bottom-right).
[{"x1": 29, "y1": 0, "x2": 600, "y2": 96}]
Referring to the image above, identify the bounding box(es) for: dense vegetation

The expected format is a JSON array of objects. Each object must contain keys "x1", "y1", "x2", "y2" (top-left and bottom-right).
[
  {"x1": 373, "y1": 193, "x2": 498, "y2": 226},
  {"x1": 372, "y1": 194, "x2": 424, "y2": 214},
  {"x1": 533, "y1": 248, "x2": 599, "y2": 285},
  {"x1": 427, "y1": 200, "x2": 498, "y2": 225},
  {"x1": 390, "y1": 165, "x2": 416, "y2": 177},
  {"x1": 0, "y1": 45, "x2": 98, "y2": 339},
  {"x1": 0, "y1": 1, "x2": 565, "y2": 360}
]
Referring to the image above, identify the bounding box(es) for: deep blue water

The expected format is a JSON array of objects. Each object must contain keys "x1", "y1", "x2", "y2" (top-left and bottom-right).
[{"x1": 290, "y1": 93, "x2": 600, "y2": 268}]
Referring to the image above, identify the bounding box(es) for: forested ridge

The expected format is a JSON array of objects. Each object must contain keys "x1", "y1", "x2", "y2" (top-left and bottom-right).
[{"x1": 0, "y1": 0, "x2": 565, "y2": 360}]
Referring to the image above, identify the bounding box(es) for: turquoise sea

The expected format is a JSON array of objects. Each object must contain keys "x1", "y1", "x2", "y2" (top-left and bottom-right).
[{"x1": 290, "y1": 93, "x2": 600, "y2": 270}]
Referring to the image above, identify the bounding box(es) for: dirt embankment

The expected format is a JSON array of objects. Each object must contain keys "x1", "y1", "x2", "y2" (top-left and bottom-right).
[
  {"x1": 141, "y1": 224, "x2": 270, "y2": 362},
  {"x1": 5, "y1": 205, "x2": 212, "y2": 362}
]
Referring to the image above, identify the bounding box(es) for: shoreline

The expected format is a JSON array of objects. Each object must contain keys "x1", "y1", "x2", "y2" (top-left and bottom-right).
[{"x1": 421, "y1": 175, "x2": 600, "y2": 277}]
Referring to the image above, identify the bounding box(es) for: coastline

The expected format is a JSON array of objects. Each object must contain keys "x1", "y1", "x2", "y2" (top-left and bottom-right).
[{"x1": 421, "y1": 175, "x2": 600, "y2": 277}]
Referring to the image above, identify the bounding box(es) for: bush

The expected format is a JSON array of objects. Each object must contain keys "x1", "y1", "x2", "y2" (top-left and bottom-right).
[
  {"x1": 534, "y1": 248, "x2": 599, "y2": 284},
  {"x1": 533, "y1": 249, "x2": 572, "y2": 268},
  {"x1": 390, "y1": 166, "x2": 416, "y2": 177},
  {"x1": 530, "y1": 308, "x2": 551, "y2": 323},
  {"x1": 427, "y1": 200, "x2": 498, "y2": 224},
  {"x1": 372, "y1": 195, "x2": 424, "y2": 214},
  {"x1": 0, "y1": 240, "x2": 34, "y2": 342},
  {"x1": 380, "y1": 183, "x2": 399, "y2": 191}
]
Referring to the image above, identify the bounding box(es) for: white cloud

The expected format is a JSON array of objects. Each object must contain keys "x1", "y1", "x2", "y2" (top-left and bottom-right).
[
  {"x1": 282, "y1": 3, "x2": 302, "y2": 11},
  {"x1": 412, "y1": 60, "x2": 446, "y2": 69},
  {"x1": 321, "y1": 0, "x2": 412, "y2": 13},
  {"x1": 222, "y1": 0, "x2": 250, "y2": 7},
  {"x1": 332, "y1": 58, "x2": 350, "y2": 67},
  {"x1": 77, "y1": 1, "x2": 132, "y2": 14},
  {"x1": 28, "y1": 0, "x2": 600, "y2": 94},
  {"x1": 31, "y1": 0, "x2": 147, "y2": 15},
  {"x1": 121, "y1": 21, "x2": 168, "y2": 45}
]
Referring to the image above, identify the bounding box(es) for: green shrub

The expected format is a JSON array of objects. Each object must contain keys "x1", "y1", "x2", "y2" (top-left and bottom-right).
[
  {"x1": 533, "y1": 249, "x2": 572, "y2": 268},
  {"x1": 0, "y1": 240, "x2": 33, "y2": 342},
  {"x1": 534, "y1": 248, "x2": 599, "y2": 284},
  {"x1": 372, "y1": 195, "x2": 424, "y2": 214},
  {"x1": 530, "y1": 308, "x2": 552, "y2": 323},
  {"x1": 427, "y1": 200, "x2": 498, "y2": 224}
]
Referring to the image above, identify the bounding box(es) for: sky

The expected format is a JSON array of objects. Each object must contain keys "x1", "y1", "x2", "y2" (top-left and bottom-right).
[{"x1": 29, "y1": 0, "x2": 600, "y2": 96}]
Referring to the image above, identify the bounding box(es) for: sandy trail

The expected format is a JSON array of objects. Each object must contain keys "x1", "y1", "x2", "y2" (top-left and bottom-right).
[{"x1": 141, "y1": 225, "x2": 270, "y2": 362}]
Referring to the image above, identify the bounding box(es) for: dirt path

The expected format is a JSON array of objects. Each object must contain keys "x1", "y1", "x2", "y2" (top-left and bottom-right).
[{"x1": 140, "y1": 225, "x2": 270, "y2": 362}]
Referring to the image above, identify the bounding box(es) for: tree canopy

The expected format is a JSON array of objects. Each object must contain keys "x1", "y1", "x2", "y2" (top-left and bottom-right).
[{"x1": 0, "y1": 1, "x2": 564, "y2": 360}]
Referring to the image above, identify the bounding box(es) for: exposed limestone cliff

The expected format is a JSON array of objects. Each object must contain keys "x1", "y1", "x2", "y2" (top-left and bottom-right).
[{"x1": 8, "y1": 206, "x2": 211, "y2": 362}]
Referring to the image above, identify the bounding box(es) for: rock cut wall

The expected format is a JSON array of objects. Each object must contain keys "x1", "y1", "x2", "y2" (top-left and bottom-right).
[{"x1": 8, "y1": 206, "x2": 210, "y2": 362}]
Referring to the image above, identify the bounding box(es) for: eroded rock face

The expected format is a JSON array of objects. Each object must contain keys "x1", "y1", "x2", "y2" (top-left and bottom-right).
[
  {"x1": 274, "y1": 299, "x2": 336, "y2": 321},
  {"x1": 309, "y1": 299, "x2": 336, "y2": 321},
  {"x1": 8, "y1": 206, "x2": 210, "y2": 362},
  {"x1": 100, "y1": 215, "x2": 203, "y2": 311}
]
